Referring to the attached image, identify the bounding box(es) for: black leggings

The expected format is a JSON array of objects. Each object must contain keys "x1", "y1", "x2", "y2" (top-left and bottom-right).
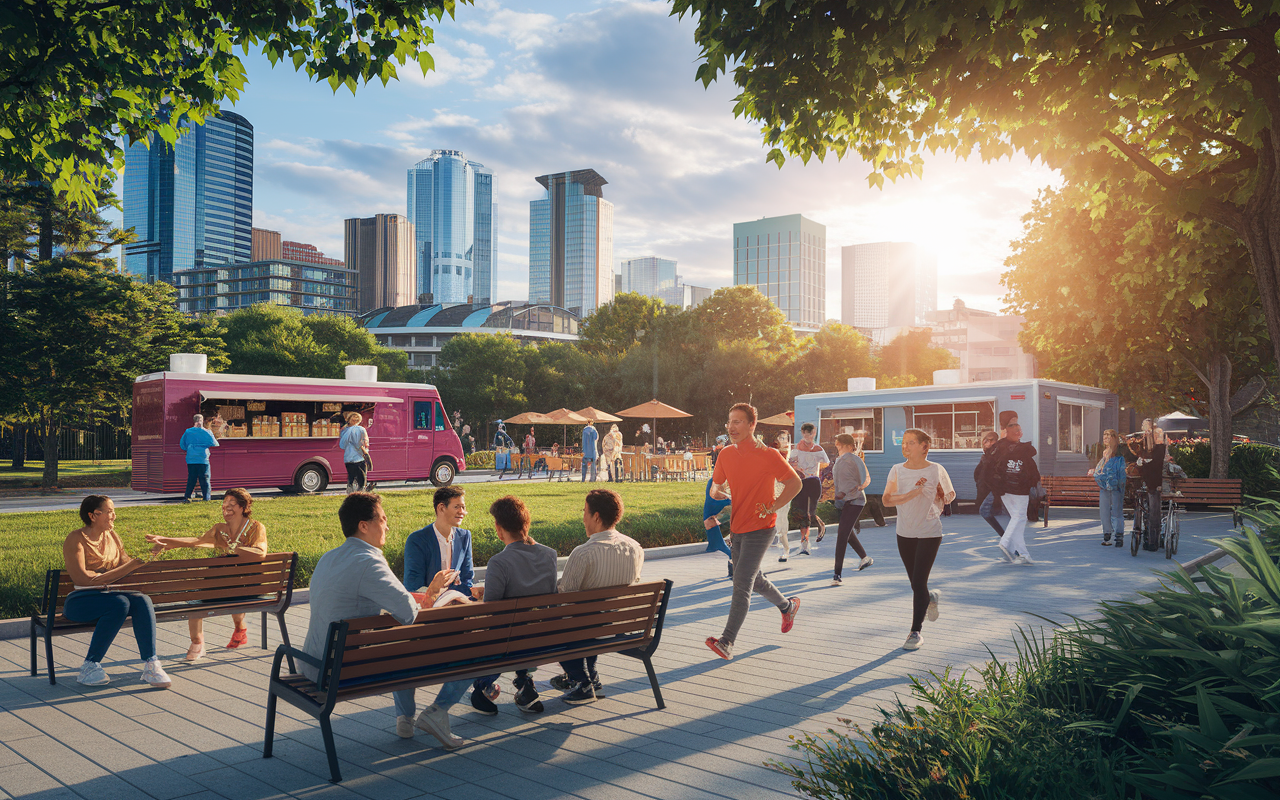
[
  {"x1": 797, "y1": 477, "x2": 822, "y2": 529},
  {"x1": 833, "y1": 503, "x2": 866, "y2": 577},
  {"x1": 896, "y1": 535, "x2": 942, "y2": 632}
]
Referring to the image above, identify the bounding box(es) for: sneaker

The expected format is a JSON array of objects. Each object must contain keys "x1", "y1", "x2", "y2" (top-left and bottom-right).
[
  {"x1": 780, "y1": 597, "x2": 801, "y2": 633},
  {"x1": 927, "y1": 589, "x2": 942, "y2": 622},
  {"x1": 140, "y1": 658, "x2": 172, "y2": 689},
  {"x1": 415, "y1": 705, "x2": 464, "y2": 749},
  {"x1": 814, "y1": 520, "x2": 826, "y2": 542},
  {"x1": 1115, "y1": 535, "x2": 1124, "y2": 548},
  {"x1": 1101, "y1": 537, "x2": 1112, "y2": 545},
  {"x1": 396, "y1": 715, "x2": 415, "y2": 738},
  {"x1": 184, "y1": 642, "x2": 205, "y2": 662},
  {"x1": 514, "y1": 678, "x2": 544, "y2": 714},
  {"x1": 470, "y1": 688, "x2": 498, "y2": 716},
  {"x1": 549, "y1": 673, "x2": 574, "y2": 691},
  {"x1": 902, "y1": 631, "x2": 923, "y2": 650},
  {"x1": 77, "y1": 660, "x2": 109, "y2": 686},
  {"x1": 998, "y1": 543, "x2": 1014, "y2": 562},
  {"x1": 588, "y1": 675, "x2": 606, "y2": 698},
  {"x1": 799, "y1": 546, "x2": 811, "y2": 556},
  {"x1": 858, "y1": 556, "x2": 874, "y2": 571},
  {"x1": 831, "y1": 575, "x2": 843, "y2": 586},
  {"x1": 226, "y1": 628, "x2": 248, "y2": 649},
  {"x1": 705, "y1": 636, "x2": 733, "y2": 660},
  {"x1": 483, "y1": 682, "x2": 500, "y2": 702},
  {"x1": 561, "y1": 681, "x2": 597, "y2": 705},
  {"x1": 1015, "y1": 554, "x2": 1035, "y2": 565}
]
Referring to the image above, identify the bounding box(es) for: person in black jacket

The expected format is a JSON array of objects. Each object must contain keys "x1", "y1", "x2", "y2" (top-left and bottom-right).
[
  {"x1": 1128, "y1": 419, "x2": 1167, "y2": 551},
  {"x1": 974, "y1": 430, "x2": 1009, "y2": 538},
  {"x1": 994, "y1": 422, "x2": 1040, "y2": 565}
]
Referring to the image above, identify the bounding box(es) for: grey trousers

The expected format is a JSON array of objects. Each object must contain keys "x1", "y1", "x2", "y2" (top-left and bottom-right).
[{"x1": 722, "y1": 527, "x2": 791, "y2": 644}]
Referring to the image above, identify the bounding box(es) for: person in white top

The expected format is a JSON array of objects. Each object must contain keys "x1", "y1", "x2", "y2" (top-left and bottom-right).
[
  {"x1": 788, "y1": 422, "x2": 830, "y2": 554},
  {"x1": 773, "y1": 431, "x2": 796, "y2": 561},
  {"x1": 880, "y1": 428, "x2": 956, "y2": 652}
]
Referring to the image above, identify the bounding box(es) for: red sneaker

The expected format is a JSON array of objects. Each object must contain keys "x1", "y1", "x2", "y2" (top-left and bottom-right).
[
  {"x1": 226, "y1": 628, "x2": 249, "y2": 649},
  {"x1": 780, "y1": 598, "x2": 801, "y2": 633},
  {"x1": 705, "y1": 637, "x2": 733, "y2": 660}
]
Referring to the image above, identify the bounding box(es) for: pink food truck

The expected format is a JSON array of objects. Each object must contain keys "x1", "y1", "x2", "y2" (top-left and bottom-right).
[{"x1": 131, "y1": 355, "x2": 465, "y2": 494}]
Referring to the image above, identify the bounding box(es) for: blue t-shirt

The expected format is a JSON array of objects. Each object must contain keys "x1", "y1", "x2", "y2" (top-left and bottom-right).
[
  {"x1": 581, "y1": 425, "x2": 599, "y2": 459},
  {"x1": 178, "y1": 426, "x2": 219, "y2": 465},
  {"x1": 338, "y1": 425, "x2": 368, "y2": 463}
]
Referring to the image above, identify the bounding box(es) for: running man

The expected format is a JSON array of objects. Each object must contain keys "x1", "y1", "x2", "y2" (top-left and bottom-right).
[
  {"x1": 788, "y1": 423, "x2": 830, "y2": 554},
  {"x1": 705, "y1": 403, "x2": 803, "y2": 661}
]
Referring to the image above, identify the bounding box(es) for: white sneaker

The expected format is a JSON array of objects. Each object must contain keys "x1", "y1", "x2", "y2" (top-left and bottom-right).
[
  {"x1": 998, "y1": 543, "x2": 1014, "y2": 562},
  {"x1": 140, "y1": 658, "x2": 172, "y2": 689},
  {"x1": 396, "y1": 715, "x2": 415, "y2": 739},
  {"x1": 858, "y1": 556, "x2": 874, "y2": 571},
  {"x1": 902, "y1": 631, "x2": 923, "y2": 650},
  {"x1": 1015, "y1": 554, "x2": 1035, "y2": 566},
  {"x1": 415, "y1": 705, "x2": 463, "y2": 749},
  {"x1": 927, "y1": 589, "x2": 942, "y2": 621},
  {"x1": 77, "y1": 660, "x2": 109, "y2": 686}
]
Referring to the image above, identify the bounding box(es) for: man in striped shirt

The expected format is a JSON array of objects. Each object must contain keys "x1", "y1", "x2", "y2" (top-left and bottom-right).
[{"x1": 551, "y1": 488, "x2": 644, "y2": 704}]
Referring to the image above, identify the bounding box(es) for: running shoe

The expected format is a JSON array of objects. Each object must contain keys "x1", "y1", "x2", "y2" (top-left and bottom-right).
[
  {"x1": 396, "y1": 715, "x2": 415, "y2": 738},
  {"x1": 415, "y1": 705, "x2": 464, "y2": 749},
  {"x1": 226, "y1": 628, "x2": 248, "y2": 649},
  {"x1": 927, "y1": 589, "x2": 942, "y2": 621},
  {"x1": 514, "y1": 677, "x2": 544, "y2": 714},
  {"x1": 1100, "y1": 537, "x2": 1112, "y2": 546},
  {"x1": 470, "y1": 688, "x2": 498, "y2": 715},
  {"x1": 858, "y1": 556, "x2": 874, "y2": 571},
  {"x1": 814, "y1": 520, "x2": 826, "y2": 542},
  {"x1": 562, "y1": 682, "x2": 597, "y2": 705},
  {"x1": 902, "y1": 631, "x2": 923, "y2": 650},
  {"x1": 1015, "y1": 554, "x2": 1035, "y2": 565},
  {"x1": 184, "y1": 642, "x2": 205, "y2": 662},
  {"x1": 780, "y1": 598, "x2": 801, "y2": 633},
  {"x1": 77, "y1": 660, "x2": 109, "y2": 686},
  {"x1": 998, "y1": 543, "x2": 1014, "y2": 562},
  {"x1": 831, "y1": 575, "x2": 842, "y2": 586},
  {"x1": 140, "y1": 658, "x2": 172, "y2": 689},
  {"x1": 799, "y1": 546, "x2": 811, "y2": 556},
  {"x1": 549, "y1": 673, "x2": 574, "y2": 691},
  {"x1": 778, "y1": 556, "x2": 788, "y2": 563},
  {"x1": 705, "y1": 636, "x2": 733, "y2": 659}
]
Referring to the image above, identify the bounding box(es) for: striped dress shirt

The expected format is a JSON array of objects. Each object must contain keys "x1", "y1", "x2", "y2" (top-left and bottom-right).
[{"x1": 557, "y1": 530, "x2": 645, "y2": 592}]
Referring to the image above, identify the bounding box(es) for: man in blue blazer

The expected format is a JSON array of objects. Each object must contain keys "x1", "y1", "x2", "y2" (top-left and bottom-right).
[{"x1": 403, "y1": 486, "x2": 476, "y2": 598}]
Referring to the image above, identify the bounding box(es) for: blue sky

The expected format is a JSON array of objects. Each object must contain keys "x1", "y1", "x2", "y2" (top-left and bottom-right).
[{"x1": 113, "y1": 0, "x2": 1060, "y2": 315}]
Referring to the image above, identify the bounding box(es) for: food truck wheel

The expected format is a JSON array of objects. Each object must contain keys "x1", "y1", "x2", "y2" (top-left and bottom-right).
[
  {"x1": 430, "y1": 458, "x2": 456, "y2": 487},
  {"x1": 294, "y1": 463, "x2": 329, "y2": 494}
]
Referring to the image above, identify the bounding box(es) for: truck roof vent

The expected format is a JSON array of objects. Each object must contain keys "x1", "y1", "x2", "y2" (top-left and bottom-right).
[
  {"x1": 169, "y1": 353, "x2": 207, "y2": 374},
  {"x1": 345, "y1": 365, "x2": 378, "y2": 382}
]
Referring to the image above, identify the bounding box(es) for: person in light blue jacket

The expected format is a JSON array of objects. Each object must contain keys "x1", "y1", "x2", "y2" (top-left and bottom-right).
[
  {"x1": 1089, "y1": 429, "x2": 1128, "y2": 547},
  {"x1": 178, "y1": 414, "x2": 220, "y2": 502},
  {"x1": 580, "y1": 421, "x2": 599, "y2": 482}
]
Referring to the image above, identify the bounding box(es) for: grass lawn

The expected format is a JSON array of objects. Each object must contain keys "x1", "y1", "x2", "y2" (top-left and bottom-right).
[{"x1": 0, "y1": 460, "x2": 132, "y2": 489}]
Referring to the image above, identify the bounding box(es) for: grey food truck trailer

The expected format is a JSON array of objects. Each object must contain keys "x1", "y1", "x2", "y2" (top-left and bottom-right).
[{"x1": 793, "y1": 379, "x2": 1120, "y2": 504}]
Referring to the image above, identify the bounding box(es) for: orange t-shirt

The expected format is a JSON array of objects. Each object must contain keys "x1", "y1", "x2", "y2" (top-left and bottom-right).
[{"x1": 712, "y1": 443, "x2": 799, "y2": 534}]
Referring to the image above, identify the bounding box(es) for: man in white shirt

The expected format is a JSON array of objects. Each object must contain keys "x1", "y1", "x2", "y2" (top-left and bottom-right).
[{"x1": 550, "y1": 489, "x2": 644, "y2": 704}]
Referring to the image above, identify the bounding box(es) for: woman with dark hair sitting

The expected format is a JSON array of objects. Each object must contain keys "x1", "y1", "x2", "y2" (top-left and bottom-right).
[
  {"x1": 146, "y1": 487, "x2": 267, "y2": 660},
  {"x1": 63, "y1": 495, "x2": 171, "y2": 688}
]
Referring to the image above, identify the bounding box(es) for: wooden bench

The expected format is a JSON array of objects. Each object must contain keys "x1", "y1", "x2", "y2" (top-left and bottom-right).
[
  {"x1": 31, "y1": 552, "x2": 298, "y2": 684},
  {"x1": 1041, "y1": 476, "x2": 1101, "y2": 527},
  {"x1": 1172, "y1": 478, "x2": 1244, "y2": 526},
  {"x1": 263, "y1": 579, "x2": 673, "y2": 783}
]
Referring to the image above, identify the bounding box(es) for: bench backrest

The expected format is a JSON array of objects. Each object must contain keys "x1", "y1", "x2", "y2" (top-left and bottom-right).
[
  {"x1": 1176, "y1": 478, "x2": 1243, "y2": 504},
  {"x1": 317, "y1": 580, "x2": 670, "y2": 694},
  {"x1": 42, "y1": 552, "x2": 297, "y2": 616}
]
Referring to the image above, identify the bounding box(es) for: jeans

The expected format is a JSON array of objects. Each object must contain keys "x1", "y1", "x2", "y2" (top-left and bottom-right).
[
  {"x1": 1000, "y1": 494, "x2": 1031, "y2": 558},
  {"x1": 797, "y1": 477, "x2": 822, "y2": 532},
  {"x1": 184, "y1": 463, "x2": 211, "y2": 500},
  {"x1": 559, "y1": 655, "x2": 598, "y2": 686},
  {"x1": 344, "y1": 460, "x2": 367, "y2": 493},
  {"x1": 581, "y1": 457, "x2": 597, "y2": 482},
  {"x1": 896, "y1": 536, "x2": 942, "y2": 632},
  {"x1": 979, "y1": 493, "x2": 1008, "y2": 536},
  {"x1": 1098, "y1": 487, "x2": 1125, "y2": 538},
  {"x1": 475, "y1": 669, "x2": 531, "y2": 695},
  {"x1": 833, "y1": 503, "x2": 866, "y2": 577},
  {"x1": 392, "y1": 679, "x2": 470, "y2": 718},
  {"x1": 63, "y1": 589, "x2": 157, "y2": 663},
  {"x1": 722, "y1": 528, "x2": 790, "y2": 644}
]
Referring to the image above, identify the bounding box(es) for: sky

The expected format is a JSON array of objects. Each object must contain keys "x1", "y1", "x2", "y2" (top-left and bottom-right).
[{"x1": 112, "y1": 0, "x2": 1062, "y2": 316}]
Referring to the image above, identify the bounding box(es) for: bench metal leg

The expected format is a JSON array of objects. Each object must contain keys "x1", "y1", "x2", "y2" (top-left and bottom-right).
[
  {"x1": 262, "y1": 690, "x2": 278, "y2": 758},
  {"x1": 29, "y1": 625, "x2": 37, "y2": 677},
  {"x1": 260, "y1": 611, "x2": 268, "y2": 650},
  {"x1": 319, "y1": 715, "x2": 342, "y2": 783},
  {"x1": 276, "y1": 613, "x2": 296, "y2": 674},
  {"x1": 45, "y1": 631, "x2": 56, "y2": 685},
  {"x1": 641, "y1": 655, "x2": 664, "y2": 709}
]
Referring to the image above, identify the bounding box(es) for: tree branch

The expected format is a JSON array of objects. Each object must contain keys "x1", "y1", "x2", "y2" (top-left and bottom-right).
[
  {"x1": 1145, "y1": 29, "x2": 1251, "y2": 61},
  {"x1": 1101, "y1": 131, "x2": 1179, "y2": 191}
]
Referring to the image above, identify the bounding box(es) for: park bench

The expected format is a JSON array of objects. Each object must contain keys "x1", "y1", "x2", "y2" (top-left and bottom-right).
[
  {"x1": 31, "y1": 552, "x2": 298, "y2": 684},
  {"x1": 1040, "y1": 476, "x2": 1244, "y2": 527},
  {"x1": 263, "y1": 579, "x2": 673, "y2": 783},
  {"x1": 1040, "y1": 476, "x2": 1100, "y2": 527}
]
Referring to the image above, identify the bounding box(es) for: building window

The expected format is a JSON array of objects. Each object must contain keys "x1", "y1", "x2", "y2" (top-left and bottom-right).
[
  {"x1": 818, "y1": 408, "x2": 883, "y2": 452},
  {"x1": 904, "y1": 402, "x2": 995, "y2": 450},
  {"x1": 1057, "y1": 401, "x2": 1101, "y2": 455}
]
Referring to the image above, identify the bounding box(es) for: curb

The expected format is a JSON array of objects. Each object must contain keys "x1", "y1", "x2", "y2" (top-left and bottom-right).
[{"x1": 1179, "y1": 546, "x2": 1229, "y2": 575}]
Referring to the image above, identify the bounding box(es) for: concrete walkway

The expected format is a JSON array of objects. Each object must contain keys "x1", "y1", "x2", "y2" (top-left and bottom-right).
[{"x1": 0, "y1": 508, "x2": 1236, "y2": 800}]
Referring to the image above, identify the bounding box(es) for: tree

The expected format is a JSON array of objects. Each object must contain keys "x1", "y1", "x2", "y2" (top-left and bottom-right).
[
  {"x1": 1004, "y1": 186, "x2": 1271, "y2": 478},
  {"x1": 792, "y1": 322, "x2": 875, "y2": 393},
  {"x1": 427, "y1": 333, "x2": 528, "y2": 433},
  {"x1": 695, "y1": 285, "x2": 796, "y2": 350},
  {"x1": 577, "y1": 292, "x2": 672, "y2": 356},
  {"x1": 875, "y1": 330, "x2": 957, "y2": 389},
  {"x1": 301, "y1": 313, "x2": 410, "y2": 382},
  {"x1": 217, "y1": 304, "x2": 408, "y2": 380},
  {"x1": 672, "y1": 1, "x2": 1280, "y2": 371}
]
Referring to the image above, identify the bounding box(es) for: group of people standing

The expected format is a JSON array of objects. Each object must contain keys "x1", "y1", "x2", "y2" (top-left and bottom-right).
[{"x1": 1089, "y1": 419, "x2": 1180, "y2": 551}]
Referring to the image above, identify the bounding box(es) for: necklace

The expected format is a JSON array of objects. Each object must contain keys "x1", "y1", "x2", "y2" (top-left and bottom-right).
[{"x1": 226, "y1": 518, "x2": 252, "y2": 553}]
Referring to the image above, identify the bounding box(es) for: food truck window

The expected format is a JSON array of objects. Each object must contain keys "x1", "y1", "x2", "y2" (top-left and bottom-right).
[
  {"x1": 414, "y1": 401, "x2": 432, "y2": 430},
  {"x1": 433, "y1": 402, "x2": 448, "y2": 432},
  {"x1": 1057, "y1": 402, "x2": 1100, "y2": 455},
  {"x1": 904, "y1": 402, "x2": 995, "y2": 450},
  {"x1": 819, "y1": 408, "x2": 882, "y2": 452}
]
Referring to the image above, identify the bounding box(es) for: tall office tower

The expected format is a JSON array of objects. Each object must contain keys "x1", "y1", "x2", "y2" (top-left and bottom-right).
[
  {"x1": 842, "y1": 242, "x2": 938, "y2": 329},
  {"x1": 621, "y1": 255, "x2": 677, "y2": 298},
  {"x1": 406, "y1": 150, "x2": 496, "y2": 304},
  {"x1": 344, "y1": 214, "x2": 416, "y2": 313},
  {"x1": 123, "y1": 111, "x2": 253, "y2": 284},
  {"x1": 528, "y1": 169, "x2": 614, "y2": 317},
  {"x1": 732, "y1": 214, "x2": 826, "y2": 331},
  {"x1": 251, "y1": 227, "x2": 282, "y2": 261},
  {"x1": 282, "y1": 240, "x2": 344, "y2": 266}
]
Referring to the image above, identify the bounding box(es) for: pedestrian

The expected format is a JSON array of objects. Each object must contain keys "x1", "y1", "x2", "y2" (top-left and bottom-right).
[
  {"x1": 637, "y1": 425, "x2": 652, "y2": 453},
  {"x1": 853, "y1": 430, "x2": 887, "y2": 528},
  {"x1": 830, "y1": 433, "x2": 872, "y2": 585},
  {"x1": 993, "y1": 422, "x2": 1040, "y2": 564},
  {"x1": 702, "y1": 477, "x2": 733, "y2": 575},
  {"x1": 581, "y1": 421, "x2": 599, "y2": 482},
  {"x1": 788, "y1": 423, "x2": 830, "y2": 554},
  {"x1": 339, "y1": 412, "x2": 370, "y2": 494},
  {"x1": 1132, "y1": 419, "x2": 1167, "y2": 551},
  {"x1": 880, "y1": 429, "x2": 955, "y2": 650},
  {"x1": 601, "y1": 423, "x2": 624, "y2": 481},
  {"x1": 460, "y1": 424, "x2": 475, "y2": 456},
  {"x1": 493, "y1": 422, "x2": 515, "y2": 471},
  {"x1": 974, "y1": 430, "x2": 1010, "y2": 538},
  {"x1": 772, "y1": 431, "x2": 796, "y2": 561},
  {"x1": 1088, "y1": 429, "x2": 1127, "y2": 547},
  {"x1": 524, "y1": 427, "x2": 537, "y2": 456},
  {"x1": 704, "y1": 403, "x2": 803, "y2": 661},
  {"x1": 179, "y1": 414, "x2": 220, "y2": 502}
]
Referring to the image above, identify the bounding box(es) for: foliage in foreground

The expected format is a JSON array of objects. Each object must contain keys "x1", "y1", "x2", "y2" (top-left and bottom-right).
[{"x1": 778, "y1": 504, "x2": 1280, "y2": 799}]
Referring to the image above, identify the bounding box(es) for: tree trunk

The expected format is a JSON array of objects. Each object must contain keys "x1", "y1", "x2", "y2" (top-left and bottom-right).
[
  {"x1": 1206, "y1": 353, "x2": 1233, "y2": 480},
  {"x1": 11, "y1": 422, "x2": 25, "y2": 470},
  {"x1": 41, "y1": 413, "x2": 58, "y2": 489}
]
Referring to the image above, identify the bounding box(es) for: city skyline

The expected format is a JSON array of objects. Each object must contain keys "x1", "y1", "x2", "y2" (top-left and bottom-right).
[{"x1": 406, "y1": 149, "x2": 497, "y2": 304}]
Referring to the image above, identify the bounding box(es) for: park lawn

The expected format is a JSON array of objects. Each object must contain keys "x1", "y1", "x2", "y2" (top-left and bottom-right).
[
  {"x1": 0, "y1": 481, "x2": 724, "y2": 619},
  {"x1": 0, "y1": 460, "x2": 132, "y2": 489}
]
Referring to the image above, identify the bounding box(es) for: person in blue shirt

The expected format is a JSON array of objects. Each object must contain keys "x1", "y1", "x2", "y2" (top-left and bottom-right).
[
  {"x1": 1089, "y1": 429, "x2": 1129, "y2": 548},
  {"x1": 580, "y1": 421, "x2": 599, "y2": 482},
  {"x1": 179, "y1": 414, "x2": 220, "y2": 502},
  {"x1": 492, "y1": 421, "x2": 515, "y2": 471},
  {"x1": 338, "y1": 412, "x2": 370, "y2": 493}
]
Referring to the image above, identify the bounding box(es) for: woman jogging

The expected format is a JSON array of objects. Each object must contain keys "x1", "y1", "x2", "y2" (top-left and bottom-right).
[
  {"x1": 788, "y1": 423, "x2": 830, "y2": 554},
  {"x1": 830, "y1": 433, "x2": 872, "y2": 584},
  {"x1": 881, "y1": 428, "x2": 955, "y2": 651}
]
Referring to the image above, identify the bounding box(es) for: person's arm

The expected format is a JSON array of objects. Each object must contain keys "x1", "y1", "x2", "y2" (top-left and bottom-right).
[
  {"x1": 769, "y1": 457, "x2": 803, "y2": 512},
  {"x1": 63, "y1": 535, "x2": 144, "y2": 587},
  {"x1": 204, "y1": 428, "x2": 219, "y2": 449},
  {"x1": 456, "y1": 533, "x2": 475, "y2": 595},
  {"x1": 362, "y1": 559, "x2": 420, "y2": 625},
  {"x1": 235, "y1": 521, "x2": 268, "y2": 557},
  {"x1": 858, "y1": 458, "x2": 871, "y2": 491},
  {"x1": 558, "y1": 550, "x2": 585, "y2": 593},
  {"x1": 402, "y1": 531, "x2": 428, "y2": 592},
  {"x1": 483, "y1": 558, "x2": 507, "y2": 603},
  {"x1": 146, "y1": 525, "x2": 220, "y2": 553},
  {"x1": 935, "y1": 466, "x2": 957, "y2": 507},
  {"x1": 881, "y1": 466, "x2": 925, "y2": 507},
  {"x1": 709, "y1": 457, "x2": 730, "y2": 500}
]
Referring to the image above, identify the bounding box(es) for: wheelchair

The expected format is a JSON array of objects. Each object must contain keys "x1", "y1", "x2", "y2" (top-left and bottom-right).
[{"x1": 1129, "y1": 481, "x2": 1180, "y2": 559}]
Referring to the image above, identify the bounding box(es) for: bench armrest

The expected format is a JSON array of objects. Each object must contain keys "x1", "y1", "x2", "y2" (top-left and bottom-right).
[{"x1": 269, "y1": 643, "x2": 321, "y2": 678}]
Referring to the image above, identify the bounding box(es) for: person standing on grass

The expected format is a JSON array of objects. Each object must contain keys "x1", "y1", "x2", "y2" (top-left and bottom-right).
[
  {"x1": 975, "y1": 430, "x2": 1010, "y2": 539},
  {"x1": 788, "y1": 423, "x2": 830, "y2": 554},
  {"x1": 339, "y1": 413, "x2": 370, "y2": 494},
  {"x1": 830, "y1": 433, "x2": 872, "y2": 585},
  {"x1": 179, "y1": 414, "x2": 219, "y2": 502},
  {"x1": 704, "y1": 403, "x2": 803, "y2": 661},
  {"x1": 581, "y1": 421, "x2": 599, "y2": 482},
  {"x1": 881, "y1": 429, "x2": 955, "y2": 651},
  {"x1": 993, "y1": 422, "x2": 1040, "y2": 565}
]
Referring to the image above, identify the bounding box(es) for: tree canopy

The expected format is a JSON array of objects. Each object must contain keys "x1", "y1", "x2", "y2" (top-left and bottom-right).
[{"x1": 218, "y1": 304, "x2": 409, "y2": 381}]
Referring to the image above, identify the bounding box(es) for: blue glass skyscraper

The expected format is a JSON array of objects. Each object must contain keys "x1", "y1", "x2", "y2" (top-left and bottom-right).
[
  {"x1": 123, "y1": 111, "x2": 253, "y2": 284},
  {"x1": 528, "y1": 169, "x2": 614, "y2": 317},
  {"x1": 406, "y1": 150, "x2": 496, "y2": 304}
]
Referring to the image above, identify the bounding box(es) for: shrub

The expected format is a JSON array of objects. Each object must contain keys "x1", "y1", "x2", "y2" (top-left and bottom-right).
[
  {"x1": 466, "y1": 450, "x2": 495, "y2": 469},
  {"x1": 1168, "y1": 440, "x2": 1280, "y2": 499}
]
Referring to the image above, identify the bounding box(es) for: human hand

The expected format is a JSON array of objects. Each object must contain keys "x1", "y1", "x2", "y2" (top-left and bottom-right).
[
  {"x1": 914, "y1": 477, "x2": 928, "y2": 488},
  {"x1": 755, "y1": 501, "x2": 772, "y2": 518},
  {"x1": 428, "y1": 569, "x2": 459, "y2": 593},
  {"x1": 1087, "y1": 468, "x2": 1095, "y2": 476},
  {"x1": 471, "y1": 585, "x2": 485, "y2": 601}
]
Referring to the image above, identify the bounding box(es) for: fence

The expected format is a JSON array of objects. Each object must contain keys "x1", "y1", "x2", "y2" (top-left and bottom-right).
[{"x1": 0, "y1": 420, "x2": 131, "y2": 463}]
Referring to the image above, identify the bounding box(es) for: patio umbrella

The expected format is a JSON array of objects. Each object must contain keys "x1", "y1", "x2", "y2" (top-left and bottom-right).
[
  {"x1": 504, "y1": 411, "x2": 557, "y2": 451},
  {"x1": 614, "y1": 399, "x2": 693, "y2": 453},
  {"x1": 757, "y1": 410, "x2": 795, "y2": 427},
  {"x1": 544, "y1": 407, "x2": 591, "y2": 448},
  {"x1": 574, "y1": 406, "x2": 623, "y2": 423}
]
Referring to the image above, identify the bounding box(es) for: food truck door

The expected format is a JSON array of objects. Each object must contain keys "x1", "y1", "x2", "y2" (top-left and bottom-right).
[{"x1": 408, "y1": 398, "x2": 446, "y2": 478}]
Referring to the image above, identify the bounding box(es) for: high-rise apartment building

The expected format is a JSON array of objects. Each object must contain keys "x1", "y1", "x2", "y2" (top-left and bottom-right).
[
  {"x1": 928, "y1": 299, "x2": 1036, "y2": 382},
  {"x1": 621, "y1": 256, "x2": 677, "y2": 299},
  {"x1": 406, "y1": 150, "x2": 496, "y2": 304},
  {"x1": 282, "y1": 240, "x2": 344, "y2": 266},
  {"x1": 732, "y1": 214, "x2": 826, "y2": 331},
  {"x1": 251, "y1": 227, "x2": 282, "y2": 261},
  {"x1": 123, "y1": 111, "x2": 253, "y2": 284},
  {"x1": 345, "y1": 214, "x2": 416, "y2": 313},
  {"x1": 842, "y1": 242, "x2": 937, "y2": 331},
  {"x1": 529, "y1": 169, "x2": 614, "y2": 317}
]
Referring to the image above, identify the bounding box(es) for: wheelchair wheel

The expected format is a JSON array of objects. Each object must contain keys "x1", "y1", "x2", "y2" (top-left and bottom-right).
[{"x1": 1131, "y1": 496, "x2": 1144, "y2": 556}]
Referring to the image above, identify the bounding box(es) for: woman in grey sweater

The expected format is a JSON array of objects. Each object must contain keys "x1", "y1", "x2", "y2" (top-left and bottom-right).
[{"x1": 831, "y1": 433, "x2": 873, "y2": 584}]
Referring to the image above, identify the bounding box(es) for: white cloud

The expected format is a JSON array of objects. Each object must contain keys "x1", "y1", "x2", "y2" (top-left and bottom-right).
[
  {"x1": 398, "y1": 40, "x2": 495, "y2": 88},
  {"x1": 458, "y1": 0, "x2": 561, "y2": 51}
]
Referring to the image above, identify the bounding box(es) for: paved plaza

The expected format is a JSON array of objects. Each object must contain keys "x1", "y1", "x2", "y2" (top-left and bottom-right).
[{"x1": 0, "y1": 508, "x2": 1237, "y2": 800}]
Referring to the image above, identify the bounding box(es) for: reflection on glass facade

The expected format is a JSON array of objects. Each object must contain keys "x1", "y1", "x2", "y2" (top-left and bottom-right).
[
  {"x1": 529, "y1": 170, "x2": 613, "y2": 318},
  {"x1": 406, "y1": 150, "x2": 496, "y2": 304},
  {"x1": 175, "y1": 259, "x2": 356, "y2": 316},
  {"x1": 842, "y1": 242, "x2": 938, "y2": 329},
  {"x1": 621, "y1": 256, "x2": 677, "y2": 298},
  {"x1": 123, "y1": 111, "x2": 253, "y2": 285},
  {"x1": 732, "y1": 214, "x2": 826, "y2": 331}
]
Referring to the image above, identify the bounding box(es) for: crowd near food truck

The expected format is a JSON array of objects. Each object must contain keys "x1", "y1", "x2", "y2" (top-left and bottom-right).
[
  {"x1": 132, "y1": 354, "x2": 465, "y2": 494},
  {"x1": 793, "y1": 376, "x2": 1119, "y2": 504}
]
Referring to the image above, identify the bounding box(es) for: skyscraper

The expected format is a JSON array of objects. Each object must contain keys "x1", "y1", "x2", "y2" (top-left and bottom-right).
[
  {"x1": 732, "y1": 214, "x2": 826, "y2": 331},
  {"x1": 345, "y1": 214, "x2": 416, "y2": 313},
  {"x1": 406, "y1": 150, "x2": 496, "y2": 304},
  {"x1": 842, "y1": 242, "x2": 938, "y2": 330},
  {"x1": 620, "y1": 256, "x2": 677, "y2": 299},
  {"x1": 528, "y1": 169, "x2": 614, "y2": 317},
  {"x1": 123, "y1": 111, "x2": 253, "y2": 284}
]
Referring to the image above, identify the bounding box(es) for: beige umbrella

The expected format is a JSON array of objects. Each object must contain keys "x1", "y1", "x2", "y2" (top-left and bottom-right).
[
  {"x1": 544, "y1": 408, "x2": 591, "y2": 448},
  {"x1": 615, "y1": 399, "x2": 693, "y2": 454},
  {"x1": 575, "y1": 406, "x2": 623, "y2": 423},
  {"x1": 505, "y1": 411, "x2": 557, "y2": 425},
  {"x1": 758, "y1": 410, "x2": 795, "y2": 427}
]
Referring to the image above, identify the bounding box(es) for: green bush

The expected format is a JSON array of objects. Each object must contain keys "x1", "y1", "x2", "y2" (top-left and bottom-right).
[
  {"x1": 465, "y1": 449, "x2": 495, "y2": 469},
  {"x1": 1168, "y1": 440, "x2": 1280, "y2": 499}
]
